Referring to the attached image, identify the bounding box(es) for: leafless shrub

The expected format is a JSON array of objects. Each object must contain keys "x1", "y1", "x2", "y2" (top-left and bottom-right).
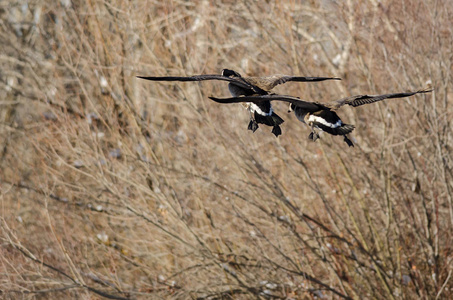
[{"x1": 1, "y1": 0, "x2": 452, "y2": 299}]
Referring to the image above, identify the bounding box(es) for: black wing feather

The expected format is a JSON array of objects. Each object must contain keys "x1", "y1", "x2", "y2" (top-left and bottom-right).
[
  {"x1": 137, "y1": 75, "x2": 256, "y2": 91},
  {"x1": 334, "y1": 88, "x2": 433, "y2": 108},
  {"x1": 137, "y1": 75, "x2": 230, "y2": 82},
  {"x1": 209, "y1": 94, "x2": 324, "y2": 111},
  {"x1": 274, "y1": 76, "x2": 341, "y2": 86}
]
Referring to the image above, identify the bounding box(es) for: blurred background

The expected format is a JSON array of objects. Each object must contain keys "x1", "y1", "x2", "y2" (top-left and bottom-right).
[{"x1": 1, "y1": 0, "x2": 452, "y2": 299}]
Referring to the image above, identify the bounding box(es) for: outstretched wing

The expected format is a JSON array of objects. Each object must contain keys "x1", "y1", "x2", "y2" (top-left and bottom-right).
[
  {"x1": 332, "y1": 88, "x2": 433, "y2": 108},
  {"x1": 209, "y1": 94, "x2": 324, "y2": 111},
  {"x1": 272, "y1": 75, "x2": 341, "y2": 86},
  {"x1": 137, "y1": 75, "x2": 256, "y2": 91}
]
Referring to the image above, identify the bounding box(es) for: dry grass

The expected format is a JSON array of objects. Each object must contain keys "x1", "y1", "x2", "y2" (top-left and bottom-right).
[{"x1": 1, "y1": 0, "x2": 452, "y2": 299}]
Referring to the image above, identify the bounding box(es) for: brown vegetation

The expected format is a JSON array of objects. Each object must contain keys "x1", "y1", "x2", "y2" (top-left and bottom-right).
[{"x1": 1, "y1": 0, "x2": 452, "y2": 299}]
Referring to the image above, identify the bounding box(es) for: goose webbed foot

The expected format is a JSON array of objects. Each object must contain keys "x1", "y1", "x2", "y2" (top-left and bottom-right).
[
  {"x1": 344, "y1": 135, "x2": 354, "y2": 147},
  {"x1": 272, "y1": 125, "x2": 282, "y2": 137},
  {"x1": 308, "y1": 131, "x2": 320, "y2": 142},
  {"x1": 248, "y1": 120, "x2": 259, "y2": 132}
]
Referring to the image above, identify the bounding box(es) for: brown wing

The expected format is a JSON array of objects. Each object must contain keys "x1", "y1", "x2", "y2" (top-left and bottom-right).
[
  {"x1": 137, "y1": 75, "x2": 257, "y2": 91},
  {"x1": 209, "y1": 94, "x2": 325, "y2": 111},
  {"x1": 332, "y1": 88, "x2": 433, "y2": 108},
  {"x1": 246, "y1": 75, "x2": 340, "y2": 91},
  {"x1": 271, "y1": 75, "x2": 341, "y2": 86}
]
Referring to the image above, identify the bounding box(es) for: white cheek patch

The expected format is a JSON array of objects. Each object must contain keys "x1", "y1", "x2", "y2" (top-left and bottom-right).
[
  {"x1": 308, "y1": 115, "x2": 342, "y2": 128},
  {"x1": 249, "y1": 103, "x2": 273, "y2": 116}
]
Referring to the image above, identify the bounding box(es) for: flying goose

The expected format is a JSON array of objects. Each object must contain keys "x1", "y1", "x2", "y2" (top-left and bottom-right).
[
  {"x1": 137, "y1": 69, "x2": 340, "y2": 137},
  {"x1": 209, "y1": 88, "x2": 433, "y2": 146}
]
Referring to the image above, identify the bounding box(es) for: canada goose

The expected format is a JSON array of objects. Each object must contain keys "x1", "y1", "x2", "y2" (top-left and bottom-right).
[
  {"x1": 209, "y1": 88, "x2": 433, "y2": 146},
  {"x1": 137, "y1": 69, "x2": 340, "y2": 137}
]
